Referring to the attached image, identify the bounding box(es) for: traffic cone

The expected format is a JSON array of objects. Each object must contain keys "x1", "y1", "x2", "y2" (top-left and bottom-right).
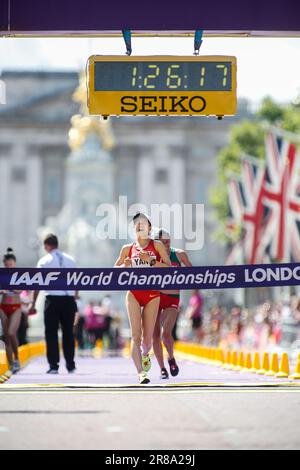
[
  {"x1": 230, "y1": 351, "x2": 238, "y2": 370},
  {"x1": 265, "y1": 353, "x2": 279, "y2": 376},
  {"x1": 0, "y1": 374, "x2": 8, "y2": 383},
  {"x1": 223, "y1": 351, "x2": 232, "y2": 370},
  {"x1": 4, "y1": 370, "x2": 13, "y2": 379},
  {"x1": 212, "y1": 348, "x2": 217, "y2": 361},
  {"x1": 257, "y1": 352, "x2": 270, "y2": 375},
  {"x1": 251, "y1": 352, "x2": 261, "y2": 373},
  {"x1": 219, "y1": 348, "x2": 225, "y2": 365},
  {"x1": 195, "y1": 345, "x2": 202, "y2": 358},
  {"x1": 241, "y1": 352, "x2": 252, "y2": 373},
  {"x1": 289, "y1": 353, "x2": 300, "y2": 380},
  {"x1": 234, "y1": 351, "x2": 245, "y2": 371},
  {"x1": 215, "y1": 348, "x2": 225, "y2": 366},
  {"x1": 275, "y1": 352, "x2": 290, "y2": 378}
]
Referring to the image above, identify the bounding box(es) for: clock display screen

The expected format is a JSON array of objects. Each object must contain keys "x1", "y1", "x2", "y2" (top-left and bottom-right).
[{"x1": 94, "y1": 61, "x2": 232, "y2": 92}]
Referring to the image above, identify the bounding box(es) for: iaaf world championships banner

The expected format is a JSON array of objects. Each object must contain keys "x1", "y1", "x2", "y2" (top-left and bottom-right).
[{"x1": 1, "y1": 264, "x2": 300, "y2": 291}]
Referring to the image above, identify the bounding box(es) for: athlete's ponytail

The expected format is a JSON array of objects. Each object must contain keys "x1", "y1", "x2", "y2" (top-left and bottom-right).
[
  {"x1": 3, "y1": 247, "x2": 17, "y2": 263},
  {"x1": 154, "y1": 228, "x2": 170, "y2": 240}
]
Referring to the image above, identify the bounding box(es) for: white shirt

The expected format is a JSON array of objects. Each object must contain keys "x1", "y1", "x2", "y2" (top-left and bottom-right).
[
  {"x1": 102, "y1": 296, "x2": 113, "y2": 314},
  {"x1": 37, "y1": 249, "x2": 76, "y2": 297}
]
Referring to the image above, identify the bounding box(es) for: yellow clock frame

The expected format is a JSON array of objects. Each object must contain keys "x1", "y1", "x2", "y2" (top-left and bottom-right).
[{"x1": 87, "y1": 55, "x2": 237, "y2": 118}]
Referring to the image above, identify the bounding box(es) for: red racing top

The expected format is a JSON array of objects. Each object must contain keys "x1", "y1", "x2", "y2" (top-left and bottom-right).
[{"x1": 128, "y1": 240, "x2": 161, "y2": 267}]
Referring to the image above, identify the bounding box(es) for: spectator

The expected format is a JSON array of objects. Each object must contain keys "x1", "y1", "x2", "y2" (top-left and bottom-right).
[
  {"x1": 85, "y1": 301, "x2": 107, "y2": 347},
  {"x1": 74, "y1": 296, "x2": 85, "y2": 351},
  {"x1": 186, "y1": 289, "x2": 204, "y2": 342}
]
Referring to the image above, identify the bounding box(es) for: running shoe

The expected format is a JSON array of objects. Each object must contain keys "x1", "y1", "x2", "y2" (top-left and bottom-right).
[
  {"x1": 161, "y1": 368, "x2": 169, "y2": 380},
  {"x1": 46, "y1": 369, "x2": 59, "y2": 375},
  {"x1": 168, "y1": 358, "x2": 179, "y2": 377},
  {"x1": 139, "y1": 372, "x2": 150, "y2": 385},
  {"x1": 11, "y1": 360, "x2": 21, "y2": 374},
  {"x1": 141, "y1": 354, "x2": 152, "y2": 372}
]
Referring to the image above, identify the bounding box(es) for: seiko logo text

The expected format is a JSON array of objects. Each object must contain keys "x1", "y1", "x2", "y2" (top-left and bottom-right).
[{"x1": 120, "y1": 95, "x2": 207, "y2": 113}]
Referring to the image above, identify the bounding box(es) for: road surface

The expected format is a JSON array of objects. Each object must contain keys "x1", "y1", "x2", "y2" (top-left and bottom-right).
[{"x1": 0, "y1": 352, "x2": 300, "y2": 450}]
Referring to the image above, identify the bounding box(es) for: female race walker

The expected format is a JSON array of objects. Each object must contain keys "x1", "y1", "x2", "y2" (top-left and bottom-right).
[
  {"x1": 153, "y1": 229, "x2": 192, "y2": 380},
  {"x1": 115, "y1": 213, "x2": 171, "y2": 384},
  {"x1": 0, "y1": 249, "x2": 22, "y2": 374}
]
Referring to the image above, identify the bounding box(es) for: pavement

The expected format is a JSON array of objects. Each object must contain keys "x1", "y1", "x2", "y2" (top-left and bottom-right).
[{"x1": 0, "y1": 352, "x2": 300, "y2": 449}]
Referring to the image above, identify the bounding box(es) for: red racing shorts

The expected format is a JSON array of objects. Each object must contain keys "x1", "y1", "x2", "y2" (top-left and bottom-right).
[
  {"x1": 130, "y1": 291, "x2": 160, "y2": 307},
  {"x1": 0, "y1": 304, "x2": 21, "y2": 318},
  {"x1": 159, "y1": 293, "x2": 180, "y2": 311}
]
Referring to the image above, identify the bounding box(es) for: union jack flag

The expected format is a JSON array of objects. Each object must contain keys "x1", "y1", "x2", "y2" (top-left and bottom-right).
[
  {"x1": 240, "y1": 158, "x2": 268, "y2": 264},
  {"x1": 226, "y1": 178, "x2": 245, "y2": 264},
  {"x1": 226, "y1": 130, "x2": 300, "y2": 265},
  {"x1": 226, "y1": 158, "x2": 269, "y2": 264},
  {"x1": 263, "y1": 132, "x2": 300, "y2": 262},
  {"x1": 225, "y1": 240, "x2": 244, "y2": 266}
]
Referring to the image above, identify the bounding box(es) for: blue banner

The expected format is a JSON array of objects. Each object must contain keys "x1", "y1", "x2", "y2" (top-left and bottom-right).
[
  {"x1": 1, "y1": 263, "x2": 300, "y2": 291},
  {"x1": 1, "y1": 0, "x2": 300, "y2": 34}
]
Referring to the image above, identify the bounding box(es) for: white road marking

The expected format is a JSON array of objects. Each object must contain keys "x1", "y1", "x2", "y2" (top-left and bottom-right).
[
  {"x1": 1, "y1": 390, "x2": 300, "y2": 395},
  {"x1": 225, "y1": 428, "x2": 238, "y2": 435},
  {"x1": 105, "y1": 426, "x2": 124, "y2": 433}
]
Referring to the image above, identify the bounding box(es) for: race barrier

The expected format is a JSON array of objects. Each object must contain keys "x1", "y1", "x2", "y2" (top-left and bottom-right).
[
  {"x1": 2, "y1": 262, "x2": 300, "y2": 291},
  {"x1": 0, "y1": 341, "x2": 46, "y2": 384},
  {"x1": 174, "y1": 342, "x2": 300, "y2": 381}
]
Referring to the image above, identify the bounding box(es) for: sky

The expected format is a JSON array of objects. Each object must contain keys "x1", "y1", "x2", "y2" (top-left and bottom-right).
[{"x1": 0, "y1": 37, "x2": 300, "y2": 105}]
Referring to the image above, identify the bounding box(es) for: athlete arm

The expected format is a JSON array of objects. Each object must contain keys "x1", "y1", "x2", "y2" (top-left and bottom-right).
[
  {"x1": 153, "y1": 241, "x2": 172, "y2": 268},
  {"x1": 114, "y1": 245, "x2": 131, "y2": 267},
  {"x1": 29, "y1": 259, "x2": 44, "y2": 311},
  {"x1": 177, "y1": 250, "x2": 193, "y2": 267}
]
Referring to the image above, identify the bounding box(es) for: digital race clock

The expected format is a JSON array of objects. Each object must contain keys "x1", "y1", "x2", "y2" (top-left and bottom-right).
[{"x1": 87, "y1": 55, "x2": 237, "y2": 118}]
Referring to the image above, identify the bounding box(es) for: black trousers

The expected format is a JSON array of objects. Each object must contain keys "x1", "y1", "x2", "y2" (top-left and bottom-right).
[{"x1": 44, "y1": 296, "x2": 77, "y2": 371}]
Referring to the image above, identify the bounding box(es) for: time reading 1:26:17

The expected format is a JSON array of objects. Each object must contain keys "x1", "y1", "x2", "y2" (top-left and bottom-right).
[{"x1": 131, "y1": 64, "x2": 229, "y2": 89}]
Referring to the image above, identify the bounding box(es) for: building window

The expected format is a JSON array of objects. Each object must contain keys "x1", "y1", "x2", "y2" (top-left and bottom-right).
[
  {"x1": 155, "y1": 168, "x2": 168, "y2": 184},
  {"x1": 45, "y1": 174, "x2": 61, "y2": 206},
  {"x1": 11, "y1": 166, "x2": 27, "y2": 183}
]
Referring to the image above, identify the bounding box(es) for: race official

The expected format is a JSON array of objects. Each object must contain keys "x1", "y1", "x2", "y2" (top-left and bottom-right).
[{"x1": 32, "y1": 234, "x2": 77, "y2": 375}]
